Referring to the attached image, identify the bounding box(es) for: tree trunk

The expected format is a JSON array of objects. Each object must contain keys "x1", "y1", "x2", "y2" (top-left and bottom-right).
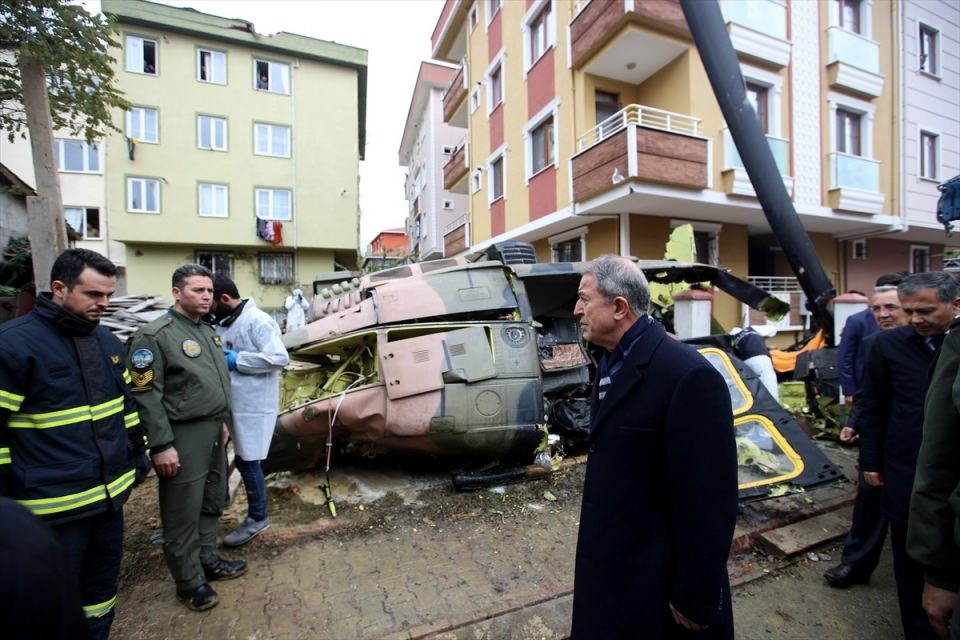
[{"x1": 19, "y1": 53, "x2": 67, "y2": 291}]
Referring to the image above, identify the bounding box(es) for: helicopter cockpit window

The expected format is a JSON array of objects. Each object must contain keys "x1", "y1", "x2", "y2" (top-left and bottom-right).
[
  {"x1": 734, "y1": 415, "x2": 804, "y2": 489},
  {"x1": 697, "y1": 347, "x2": 753, "y2": 415}
]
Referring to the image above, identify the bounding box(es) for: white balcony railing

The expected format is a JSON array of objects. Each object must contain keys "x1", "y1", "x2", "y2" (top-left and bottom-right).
[
  {"x1": 577, "y1": 104, "x2": 702, "y2": 151},
  {"x1": 827, "y1": 26, "x2": 880, "y2": 73},
  {"x1": 444, "y1": 213, "x2": 468, "y2": 235},
  {"x1": 748, "y1": 276, "x2": 800, "y2": 293},
  {"x1": 829, "y1": 152, "x2": 880, "y2": 191},
  {"x1": 722, "y1": 129, "x2": 789, "y2": 176},
  {"x1": 721, "y1": 0, "x2": 786, "y2": 40}
]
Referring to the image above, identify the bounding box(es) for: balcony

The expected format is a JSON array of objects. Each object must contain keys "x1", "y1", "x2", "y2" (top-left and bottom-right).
[
  {"x1": 720, "y1": 128, "x2": 793, "y2": 196},
  {"x1": 826, "y1": 27, "x2": 884, "y2": 98},
  {"x1": 572, "y1": 104, "x2": 707, "y2": 202},
  {"x1": 443, "y1": 213, "x2": 469, "y2": 256},
  {"x1": 827, "y1": 152, "x2": 884, "y2": 214},
  {"x1": 720, "y1": 0, "x2": 790, "y2": 68},
  {"x1": 442, "y1": 59, "x2": 468, "y2": 127},
  {"x1": 442, "y1": 140, "x2": 468, "y2": 193},
  {"x1": 570, "y1": 0, "x2": 688, "y2": 82}
]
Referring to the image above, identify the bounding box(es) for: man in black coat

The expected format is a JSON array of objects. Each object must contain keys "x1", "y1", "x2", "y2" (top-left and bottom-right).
[
  {"x1": 570, "y1": 255, "x2": 738, "y2": 639},
  {"x1": 857, "y1": 271, "x2": 959, "y2": 639}
]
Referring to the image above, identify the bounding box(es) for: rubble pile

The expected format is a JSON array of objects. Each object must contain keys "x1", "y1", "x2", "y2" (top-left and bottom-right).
[{"x1": 99, "y1": 296, "x2": 167, "y2": 340}]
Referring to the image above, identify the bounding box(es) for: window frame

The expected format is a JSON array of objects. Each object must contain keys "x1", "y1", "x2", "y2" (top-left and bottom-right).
[
  {"x1": 523, "y1": 0, "x2": 555, "y2": 72},
  {"x1": 54, "y1": 139, "x2": 101, "y2": 174},
  {"x1": 255, "y1": 187, "x2": 293, "y2": 221},
  {"x1": 127, "y1": 177, "x2": 161, "y2": 214},
  {"x1": 197, "y1": 115, "x2": 228, "y2": 151},
  {"x1": 127, "y1": 106, "x2": 159, "y2": 144},
  {"x1": 197, "y1": 47, "x2": 227, "y2": 85},
  {"x1": 487, "y1": 147, "x2": 506, "y2": 204},
  {"x1": 910, "y1": 245, "x2": 931, "y2": 273},
  {"x1": 195, "y1": 251, "x2": 233, "y2": 278},
  {"x1": 198, "y1": 182, "x2": 229, "y2": 218},
  {"x1": 253, "y1": 58, "x2": 291, "y2": 95},
  {"x1": 258, "y1": 252, "x2": 295, "y2": 285},
  {"x1": 919, "y1": 129, "x2": 940, "y2": 181},
  {"x1": 837, "y1": 0, "x2": 861, "y2": 34},
  {"x1": 486, "y1": 0, "x2": 502, "y2": 27},
  {"x1": 486, "y1": 53, "x2": 505, "y2": 115},
  {"x1": 125, "y1": 34, "x2": 158, "y2": 75},
  {"x1": 549, "y1": 226, "x2": 588, "y2": 263},
  {"x1": 524, "y1": 98, "x2": 559, "y2": 179},
  {"x1": 828, "y1": 92, "x2": 875, "y2": 158},
  {"x1": 64, "y1": 206, "x2": 102, "y2": 240},
  {"x1": 918, "y1": 22, "x2": 940, "y2": 77},
  {"x1": 836, "y1": 108, "x2": 862, "y2": 156},
  {"x1": 253, "y1": 122, "x2": 292, "y2": 158}
]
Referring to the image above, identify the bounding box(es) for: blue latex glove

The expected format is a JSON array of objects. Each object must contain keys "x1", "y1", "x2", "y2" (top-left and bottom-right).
[{"x1": 223, "y1": 348, "x2": 239, "y2": 371}]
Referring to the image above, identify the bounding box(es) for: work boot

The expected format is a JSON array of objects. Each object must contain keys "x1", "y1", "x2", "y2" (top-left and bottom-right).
[
  {"x1": 202, "y1": 557, "x2": 248, "y2": 581},
  {"x1": 177, "y1": 583, "x2": 219, "y2": 611},
  {"x1": 223, "y1": 516, "x2": 271, "y2": 547}
]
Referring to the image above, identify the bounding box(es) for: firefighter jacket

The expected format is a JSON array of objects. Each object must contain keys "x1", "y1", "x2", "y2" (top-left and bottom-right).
[{"x1": 0, "y1": 294, "x2": 145, "y2": 525}]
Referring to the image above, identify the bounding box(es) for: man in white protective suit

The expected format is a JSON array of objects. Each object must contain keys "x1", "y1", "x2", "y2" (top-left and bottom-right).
[
  {"x1": 284, "y1": 288, "x2": 309, "y2": 331},
  {"x1": 211, "y1": 276, "x2": 289, "y2": 546}
]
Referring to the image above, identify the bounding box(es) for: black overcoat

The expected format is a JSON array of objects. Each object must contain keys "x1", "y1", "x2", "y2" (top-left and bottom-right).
[{"x1": 571, "y1": 321, "x2": 738, "y2": 639}]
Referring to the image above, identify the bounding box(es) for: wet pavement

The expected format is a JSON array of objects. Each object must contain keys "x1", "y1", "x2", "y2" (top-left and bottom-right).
[{"x1": 111, "y1": 442, "x2": 877, "y2": 639}]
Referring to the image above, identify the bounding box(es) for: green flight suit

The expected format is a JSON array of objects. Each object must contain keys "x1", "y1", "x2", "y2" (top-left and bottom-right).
[{"x1": 127, "y1": 309, "x2": 232, "y2": 591}]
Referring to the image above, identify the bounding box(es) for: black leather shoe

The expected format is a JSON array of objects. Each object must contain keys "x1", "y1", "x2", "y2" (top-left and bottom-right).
[
  {"x1": 202, "y1": 557, "x2": 248, "y2": 581},
  {"x1": 823, "y1": 563, "x2": 870, "y2": 588},
  {"x1": 177, "y1": 583, "x2": 219, "y2": 611}
]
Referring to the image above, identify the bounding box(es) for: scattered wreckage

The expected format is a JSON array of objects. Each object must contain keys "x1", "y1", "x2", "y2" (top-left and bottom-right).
[{"x1": 266, "y1": 247, "x2": 843, "y2": 502}]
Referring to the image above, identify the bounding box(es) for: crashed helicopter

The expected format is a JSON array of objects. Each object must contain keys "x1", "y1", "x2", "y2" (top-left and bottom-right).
[{"x1": 267, "y1": 244, "x2": 843, "y2": 502}]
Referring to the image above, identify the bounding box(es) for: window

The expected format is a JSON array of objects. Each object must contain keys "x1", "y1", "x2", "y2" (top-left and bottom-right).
[
  {"x1": 54, "y1": 139, "x2": 100, "y2": 173},
  {"x1": 527, "y1": 1, "x2": 554, "y2": 67},
  {"x1": 837, "y1": 0, "x2": 860, "y2": 33},
  {"x1": 254, "y1": 123, "x2": 291, "y2": 157},
  {"x1": 259, "y1": 253, "x2": 295, "y2": 285},
  {"x1": 128, "y1": 107, "x2": 158, "y2": 143},
  {"x1": 254, "y1": 59, "x2": 290, "y2": 94},
  {"x1": 469, "y1": 5, "x2": 478, "y2": 30},
  {"x1": 472, "y1": 169, "x2": 483, "y2": 193},
  {"x1": 836, "y1": 108, "x2": 862, "y2": 155},
  {"x1": 852, "y1": 239, "x2": 867, "y2": 260},
  {"x1": 920, "y1": 130, "x2": 939, "y2": 180},
  {"x1": 487, "y1": 0, "x2": 502, "y2": 24},
  {"x1": 64, "y1": 207, "x2": 101, "y2": 240},
  {"x1": 125, "y1": 35, "x2": 157, "y2": 74},
  {"x1": 746, "y1": 82, "x2": 769, "y2": 134},
  {"x1": 488, "y1": 64, "x2": 503, "y2": 111},
  {"x1": 911, "y1": 246, "x2": 930, "y2": 273},
  {"x1": 256, "y1": 188, "x2": 292, "y2": 221},
  {"x1": 198, "y1": 49, "x2": 226, "y2": 84},
  {"x1": 470, "y1": 85, "x2": 480, "y2": 113},
  {"x1": 530, "y1": 116, "x2": 554, "y2": 175},
  {"x1": 198, "y1": 183, "x2": 229, "y2": 217},
  {"x1": 490, "y1": 156, "x2": 504, "y2": 201},
  {"x1": 196, "y1": 251, "x2": 232, "y2": 278},
  {"x1": 919, "y1": 24, "x2": 939, "y2": 75},
  {"x1": 128, "y1": 178, "x2": 160, "y2": 213},
  {"x1": 553, "y1": 239, "x2": 582, "y2": 262},
  {"x1": 673, "y1": 220, "x2": 721, "y2": 266},
  {"x1": 197, "y1": 115, "x2": 227, "y2": 151}
]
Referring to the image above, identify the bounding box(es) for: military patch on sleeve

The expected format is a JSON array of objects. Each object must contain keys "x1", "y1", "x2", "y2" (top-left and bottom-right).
[
  {"x1": 131, "y1": 349, "x2": 154, "y2": 369},
  {"x1": 130, "y1": 369, "x2": 154, "y2": 392},
  {"x1": 212, "y1": 336, "x2": 223, "y2": 348}
]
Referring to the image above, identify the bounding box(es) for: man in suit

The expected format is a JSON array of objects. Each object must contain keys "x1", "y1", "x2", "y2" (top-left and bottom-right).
[
  {"x1": 570, "y1": 255, "x2": 738, "y2": 639},
  {"x1": 857, "y1": 271, "x2": 959, "y2": 639}
]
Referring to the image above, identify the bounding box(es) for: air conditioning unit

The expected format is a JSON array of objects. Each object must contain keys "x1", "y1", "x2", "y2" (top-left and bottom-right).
[
  {"x1": 442, "y1": 145, "x2": 455, "y2": 154},
  {"x1": 442, "y1": 199, "x2": 454, "y2": 210}
]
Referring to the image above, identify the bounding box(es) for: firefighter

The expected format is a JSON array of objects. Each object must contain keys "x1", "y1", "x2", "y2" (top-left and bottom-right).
[{"x1": 0, "y1": 249, "x2": 148, "y2": 639}]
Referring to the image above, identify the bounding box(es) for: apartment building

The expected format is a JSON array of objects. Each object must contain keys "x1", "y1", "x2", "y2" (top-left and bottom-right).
[
  {"x1": 399, "y1": 61, "x2": 470, "y2": 260},
  {"x1": 95, "y1": 0, "x2": 367, "y2": 309},
  {"x1": 427, "y1": 0, "x2": 959, "y2": 330}
]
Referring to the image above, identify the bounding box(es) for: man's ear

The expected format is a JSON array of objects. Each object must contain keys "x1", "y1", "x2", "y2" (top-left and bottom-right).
[
  {"x1": 51, "y1": 279, "x2": 68, "y2": 300},
  {"x1": 613, "y1": 295, "x2": 630, "y2": 319}
]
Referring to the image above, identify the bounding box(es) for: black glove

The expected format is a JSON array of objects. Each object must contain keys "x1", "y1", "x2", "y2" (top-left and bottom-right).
[{"x1": 133, "y1": 452, "x2": 151, "y2": 487}]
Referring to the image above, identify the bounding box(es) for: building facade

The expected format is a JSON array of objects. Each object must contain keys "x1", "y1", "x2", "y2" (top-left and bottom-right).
[
  {"x1": 399, "y1": 61, "x2": 470, "y2": 261},
  {"x1": 426, "y1": 0, "x2": 959, "y2": 331},
  {"x1": 96, "y1": 0, "x2": 367, "y2": 310}
]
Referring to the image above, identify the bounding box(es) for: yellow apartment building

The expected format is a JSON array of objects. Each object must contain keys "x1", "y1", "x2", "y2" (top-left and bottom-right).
[
  {"x1": 100, "y1": 0, "x2": 367, "y2": 311},
  {"x1": 428, "y1": 0, "x2": 958, "y2": 333}
]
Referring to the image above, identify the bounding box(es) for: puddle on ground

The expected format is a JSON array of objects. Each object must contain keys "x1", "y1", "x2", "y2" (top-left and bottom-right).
[{"x1": 267, "y1": 465, "x2": 449, "y2": 507}]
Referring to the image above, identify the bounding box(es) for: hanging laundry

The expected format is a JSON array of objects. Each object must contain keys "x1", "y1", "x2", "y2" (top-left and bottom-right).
[
  {"x1": 271, "y1": 221, "x2": 283, "y2": 246},
  {"x1": 256, "y1": 218, "x2": 274, "y2": 243}
]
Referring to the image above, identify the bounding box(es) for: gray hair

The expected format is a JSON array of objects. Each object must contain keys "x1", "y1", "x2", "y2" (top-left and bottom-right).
[
  {"x1": 898, "y1": 271, "x2": 959, "y2": 303},
  {"x1": 172, "y1": 263, "x2": 213, "y2": 288},
  {"x1": 583, "y1": 254, "x2": 650, "y2": 317}
]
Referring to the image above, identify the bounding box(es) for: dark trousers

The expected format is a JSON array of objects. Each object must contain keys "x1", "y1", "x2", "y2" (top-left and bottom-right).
[
  {"x1": 890, "y1": 519, "x2": 938, "y2": 639},
  {"x1": 235, "y1": 455, "x2": 268, "y2": 522},
  {"x1": 53, "y1": 508, "x2": 124, "y2": 640},
  {"x1": 158, "y1": 419, "x2": 226, "y2": 591},
  {"x1": 840, "y1": 469, "x2": 888, "y2": 576}
]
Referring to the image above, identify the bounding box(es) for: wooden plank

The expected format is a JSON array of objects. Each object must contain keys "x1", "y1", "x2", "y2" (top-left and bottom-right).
[{"x1": 756, "y1": 510, "x2": 852, "y2": 558}]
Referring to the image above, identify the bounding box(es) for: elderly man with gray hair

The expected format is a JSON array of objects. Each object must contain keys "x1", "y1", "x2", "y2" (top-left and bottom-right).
[{"x1": 570, "y1": 255, "x2": 738, "y2": 639}]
